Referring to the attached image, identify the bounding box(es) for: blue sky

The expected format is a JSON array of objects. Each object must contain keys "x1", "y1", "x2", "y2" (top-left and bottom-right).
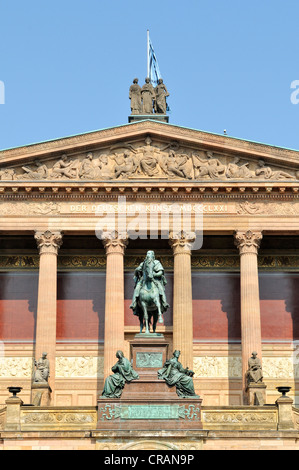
[{"x1": 1, "y1": 0, "x2": 299, "y2": 151}]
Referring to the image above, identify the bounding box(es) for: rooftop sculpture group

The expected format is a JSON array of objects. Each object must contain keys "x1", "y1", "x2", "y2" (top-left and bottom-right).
[{"x1": 129, "y1": 78, "x2": 169, "y2": 115}]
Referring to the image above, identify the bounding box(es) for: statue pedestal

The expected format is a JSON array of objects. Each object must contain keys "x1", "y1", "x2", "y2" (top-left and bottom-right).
[
  {"x1": 246, "y1": 383, "x2": 267, "y2": 406},
  {"x1": 98, "y1": 336, "x2": 202, "y2": 430},
  {"x1": 121, "y1": 335, "x2": 174, "y2": 400},
  {"x1": 130, "y1": 335, "x2": 169, "y2": 379},
  {"x1": 31, "y1": 383, "x2": 52, "y2": 406},
  {"x1": 128, "y1": 114, "x2": 169, "y2": 124}
]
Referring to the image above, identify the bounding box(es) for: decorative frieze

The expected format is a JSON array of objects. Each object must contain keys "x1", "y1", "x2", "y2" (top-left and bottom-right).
[
  {"x1": 203, "y1": 410, "x2": 277, "y2": 426},
  {"x1": 193, "y1": 356, "x2": 242, "y2": 378},
  {"x1": 1, "y1": 136, "x2": 298, "y2": 182},
  {"x1": 194, "y1": 356, "x2": 299, "y2": 380},
  {"x1": 22, "y1": 410, "x2": 97, "y2": 427},
  {"x1": 0, "y1": 356, "x2": 296, "y2": 380},
  {"x1": 263, "y1": 357, "x2": 295, "y2": 379},
  {"x1": 2, "y1": 254, "x2": 299, "y2": 271},
  {"x1": 2, "y1": 200, "x2": 299, "y2": 218},
  {"x1": 0, "y1": 202, "x2": 62, "y2": 216},
  {"x1": 0, "y1": 357, "x2": 33, "y2": 378},
  {"x1": 55, "y1": 356, "x2": 104, "y2": 378}
]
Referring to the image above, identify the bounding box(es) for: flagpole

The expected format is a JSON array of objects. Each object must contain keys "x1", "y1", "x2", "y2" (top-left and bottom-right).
[{"x1": 147, "y1": 29, "x2": 150, "y2": 78}]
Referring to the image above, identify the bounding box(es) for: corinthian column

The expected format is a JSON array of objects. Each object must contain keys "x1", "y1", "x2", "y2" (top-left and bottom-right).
[
  {"x1": 35, "y1": 230, "x2": 63, "y2": 395},
  {"x1": 102, "y1": 232, "x2": 128, "y2": 380},
  {"x1": 234, "y1": 230, "x2": 263, "y2": 396},
  {"x1": 169, "y1": 231, "x2": 195, "y2": 369}
]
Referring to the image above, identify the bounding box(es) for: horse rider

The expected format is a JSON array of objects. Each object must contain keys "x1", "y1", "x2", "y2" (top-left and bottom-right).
[{"x1": 130, "y1": 250, "x2": 169, "y2": 317}]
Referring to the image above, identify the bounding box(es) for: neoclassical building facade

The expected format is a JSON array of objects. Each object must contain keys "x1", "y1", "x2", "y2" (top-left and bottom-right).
[{"x1": 1, "y1": 120, "x2": 299, "y2": 449}]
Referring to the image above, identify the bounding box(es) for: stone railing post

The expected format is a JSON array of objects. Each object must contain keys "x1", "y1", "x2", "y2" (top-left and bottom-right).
[{"x1": 4, "y1": 389, "x2": 23, "y2": 432}]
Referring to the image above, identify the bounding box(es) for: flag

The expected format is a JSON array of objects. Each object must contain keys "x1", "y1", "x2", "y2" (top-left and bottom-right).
[
  {"x1": 148, "y1": 35, "x2": 162, "y2": 87},
  {"x1": 147, "y1": 32, "x2": 170, "y2": 112}
]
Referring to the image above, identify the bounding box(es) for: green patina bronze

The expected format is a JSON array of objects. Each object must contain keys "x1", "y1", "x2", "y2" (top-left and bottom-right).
[
  {"x1": 99, "y1": 404, "x2": 201, "y2": 421},
  {"x1": 158, "y1": 350, "x2": 199, "y2": 399},
  {"x1": 130, "y1": 250, "x2": 169, "y2": 334},
  {"x1": 100, "y1": 351, "x2": 139, "y2": 399},
  {"x1": 136, "y1": 352, "x2": 163, "y2": 368}
]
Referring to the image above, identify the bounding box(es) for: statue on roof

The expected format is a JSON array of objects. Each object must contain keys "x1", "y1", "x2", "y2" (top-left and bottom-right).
[
  {"x1": 129, "y1": 78, "x2": 142, "y2": 115},
  {"x1": 155, "y1": 78, "x2": 169, "y2": 114},
  {"x1": 129, "y1": 77, "x2": 170, "y2": 116},
  {"x1": 141, "y1": 78, "x2": 156, "y2": 114}
]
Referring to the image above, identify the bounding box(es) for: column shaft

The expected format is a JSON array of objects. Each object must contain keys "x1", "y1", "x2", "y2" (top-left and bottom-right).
[
  {"x1": 103, "y1": 234, "x2": 128, "y2": 380},
  {"x1": 35, "y1": 230, "x2": 63, "y2": 395},
  {"x1": 170, "y1": 232, "x2": 195, "y2": 369},
  {"x1": 235, "y1": 230, "x2": 263, "y2": 394}
]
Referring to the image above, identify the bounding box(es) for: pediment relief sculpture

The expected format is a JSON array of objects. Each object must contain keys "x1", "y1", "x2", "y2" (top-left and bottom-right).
[{"x1": 0, "y1": 137, "x2": 298, "y2": 182}]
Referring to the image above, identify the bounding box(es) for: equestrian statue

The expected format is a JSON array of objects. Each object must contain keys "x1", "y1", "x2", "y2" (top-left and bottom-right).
[{"x1": 130, "y1": 250, "x2": 169, "y2": 334}]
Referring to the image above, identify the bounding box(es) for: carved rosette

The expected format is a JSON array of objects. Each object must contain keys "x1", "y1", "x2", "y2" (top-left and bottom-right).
[
  {"x1": 169, "y1": 231, "x2": 196, "y2": 256},
  {"x1": 35, "y1": 230, "x2": 63, "y2": 256},
  {"x1": 101, "y1": 231, "x2": 128, "y2": 256},
  {"x1": 234, "y1": 230, "x2": 263, "y2": 256}
]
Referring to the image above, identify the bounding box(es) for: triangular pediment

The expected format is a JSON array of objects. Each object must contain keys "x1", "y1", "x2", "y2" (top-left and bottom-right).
[{"x1": 0, "y1": 120, "x2": 299, "y2": 183}]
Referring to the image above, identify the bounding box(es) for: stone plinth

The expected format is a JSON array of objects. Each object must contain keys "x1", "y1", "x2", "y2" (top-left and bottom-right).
[
  {"x1": 5, "y1": 397, "x2": 23, "y2": 431},
  {"x1": 276, "y1": 396, "x2": 295, "y2": 430},
  {"x1": 130, "y1": 335, "x2": 169, "y2": 379},
  {"x1": 246, "y1": 383, "x2": 267, "y2": 406},
  {"x1": 124, "y1": 335, "x2": 174, "y2": 399},
  {"x1": 128, "y1": 115, "x2": 169, "y2": 123},
  {"x1": 98, "y1": 336, "x2": 202, "y2": 430},
  {"x1": 31, "y1": 383, "x2": 52, "y2": 406}
]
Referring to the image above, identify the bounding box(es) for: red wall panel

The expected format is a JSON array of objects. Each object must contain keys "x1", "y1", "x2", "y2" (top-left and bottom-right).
[
  {"x1": 259, "y1": 273, "x2": 299, "y2": 341},
  {"x1": 0, "y1": 272, "x2": 38, "y2": 341},
  {"x1": 192, "y1": 272, "x2": 241, "y2": 341},
  {"x1": 57, "y1": 272, "x2": 105, "y2": 341}
]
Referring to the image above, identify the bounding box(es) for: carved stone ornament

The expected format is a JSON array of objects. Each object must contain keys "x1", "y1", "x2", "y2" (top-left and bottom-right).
[
  {"x1": 101, "y1": 231, "x2": 128, "y2": 255},
  {"x1": 169, "y1": 231, "x2": 196, "y2": 255},
  {"x1": 234, "y1": 230, "x2": 263, "y2": 255},
  {"x1": 35, "y1": 230, "x2": 63, "y2": 255},
  {"x1": 33, "y1": 353, "x2": 50, "y2": 384},
  {"x1": 1, "y1": 139, "x2": 298, "y2": 182}
]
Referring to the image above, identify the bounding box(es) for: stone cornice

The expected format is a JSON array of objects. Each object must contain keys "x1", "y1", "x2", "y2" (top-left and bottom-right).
[
  {"x1": 0, "y1": 181, "x2": 299, "y2": 199},
  {"x1": 0, "y1": 120, "x2": 299, "y2": 169}
]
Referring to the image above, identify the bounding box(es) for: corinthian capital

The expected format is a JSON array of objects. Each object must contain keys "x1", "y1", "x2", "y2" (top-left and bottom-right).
[
  {"x1": 101, "y1": 231, "x2": 128, "y2": 255},
  {"x1": 234, "y1": 230, "x2": 263, "y2": 255},
  {"x1": 169, "y1": 230, "x2": 196, "y2": 255},
  {"x1": 35, "y1": 230, "x2": 63, "y2": 255}
]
